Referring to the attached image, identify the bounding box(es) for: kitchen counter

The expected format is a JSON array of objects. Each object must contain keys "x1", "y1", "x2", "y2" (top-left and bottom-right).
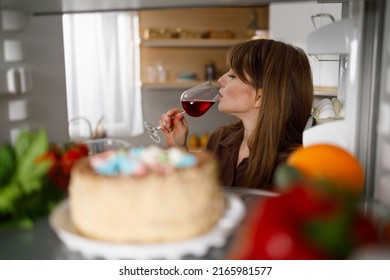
[{"x1": 0, "y1": 187, "x2": 275, "y2": 260}]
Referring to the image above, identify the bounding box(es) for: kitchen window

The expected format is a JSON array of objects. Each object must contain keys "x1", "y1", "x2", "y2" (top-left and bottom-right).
[{"x1": 63, "y1": 12, "x2": 143, "y2": 139}]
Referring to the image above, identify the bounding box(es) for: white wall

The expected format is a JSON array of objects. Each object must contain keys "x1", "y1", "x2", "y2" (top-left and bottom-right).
[
  {"x1": 269, "y1": 1, "x2": 342, "y2": 88},
  {"x1": 0, "y1": 13, "x2": 68, "y2": 143}
]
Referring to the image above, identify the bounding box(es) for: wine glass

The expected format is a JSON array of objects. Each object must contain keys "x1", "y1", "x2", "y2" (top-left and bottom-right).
[{"x1": 144, "y1": 81, "x2": 220, "y2": 143}]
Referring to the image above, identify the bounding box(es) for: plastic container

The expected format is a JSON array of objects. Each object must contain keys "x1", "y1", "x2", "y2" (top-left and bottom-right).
[{"x1": 204, "y1": 61, "x2": 216, "y2": 81}]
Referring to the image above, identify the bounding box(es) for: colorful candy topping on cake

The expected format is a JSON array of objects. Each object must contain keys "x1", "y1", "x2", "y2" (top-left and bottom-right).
[{"x1": 89, "y1": 146, "x2": 197, "y2": 176}]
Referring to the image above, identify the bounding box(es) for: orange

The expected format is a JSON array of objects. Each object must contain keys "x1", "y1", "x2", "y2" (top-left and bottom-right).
[{"x1": 287, "y1": 144, "x2": 365, "y2": 196}]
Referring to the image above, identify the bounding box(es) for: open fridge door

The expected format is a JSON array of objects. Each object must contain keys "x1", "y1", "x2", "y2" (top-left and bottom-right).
[
  {"x1": 304, "y1": 0, "x2": 389, "y2": 207},
  {"x1": 303, "y1": 1, "x2": 364, "y2": 156}
]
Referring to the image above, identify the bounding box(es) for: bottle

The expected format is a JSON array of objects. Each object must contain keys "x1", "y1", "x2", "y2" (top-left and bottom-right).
[
  {"x1": 204, "y1": 61, "x2": 216, "y2": 81},
  {"x1": 156, "y1": 61, "x2": 167, "y2": 83},
  {"x1": 188, "y1": 134, "x2": 199, "y2": 150},
  {"x1": 146, "y1": 66, "x2": 157, "y2": 83},
  {"x1": 247, "y1": 10, "x2": 259, "y2": 38},
  {"x1": 200, "y1": 133, "x2": 209, "y2": 149}
]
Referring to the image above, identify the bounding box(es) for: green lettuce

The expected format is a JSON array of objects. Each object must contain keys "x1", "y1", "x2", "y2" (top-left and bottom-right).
[{"x1": 0, "y1": 129, "x2": 64, "y2": 228}]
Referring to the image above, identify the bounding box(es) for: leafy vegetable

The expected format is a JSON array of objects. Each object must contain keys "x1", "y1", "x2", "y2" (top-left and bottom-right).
[
  {"x1": 0, "y1": 143, "x2": 16, "y2": 185},
  {"x1": 0, "y1": 129, "x2": 65, "y2": 229}
]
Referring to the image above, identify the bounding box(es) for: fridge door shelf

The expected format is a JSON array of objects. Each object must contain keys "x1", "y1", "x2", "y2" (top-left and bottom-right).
[{"x1": 307, "y1": 18, "x2": 353, "y2": 56}]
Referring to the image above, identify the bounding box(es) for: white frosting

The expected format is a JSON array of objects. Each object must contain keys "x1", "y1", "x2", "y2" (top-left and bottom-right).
[{"x1": 90, "y1": 146, "x2": 197, "y2": 176}]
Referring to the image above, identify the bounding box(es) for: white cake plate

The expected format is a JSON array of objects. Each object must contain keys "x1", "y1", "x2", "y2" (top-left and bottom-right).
[{"x1": 49, "y1": 193, "x2": 245, "y2": 259}]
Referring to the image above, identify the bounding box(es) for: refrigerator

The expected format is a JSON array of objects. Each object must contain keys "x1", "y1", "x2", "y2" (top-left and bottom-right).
[
  {"x1": 302, "y1": 0, "x2": 389, "y2": 208},
  {"x1": 0, "y1": 0, "x2": 389, "y2": 208}
]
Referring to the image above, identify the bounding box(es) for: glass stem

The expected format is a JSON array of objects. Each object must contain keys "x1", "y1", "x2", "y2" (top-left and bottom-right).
[
  {"x1": 156, "y1": 110, "x2": 186, "y2": 130},
  {"x1": 144, "y1": 110, "x2": 186, "y2": 144}
]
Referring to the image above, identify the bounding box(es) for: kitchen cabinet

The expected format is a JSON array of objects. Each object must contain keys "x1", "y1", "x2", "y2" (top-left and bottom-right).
[{"x1": 139, "y1": 6, "x2": 268, "y2": 85}]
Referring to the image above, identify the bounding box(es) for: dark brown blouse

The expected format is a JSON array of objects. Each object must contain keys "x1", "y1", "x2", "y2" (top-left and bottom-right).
[{"x1": 206, "y1": 124, "x2": 247, "y2": 187}]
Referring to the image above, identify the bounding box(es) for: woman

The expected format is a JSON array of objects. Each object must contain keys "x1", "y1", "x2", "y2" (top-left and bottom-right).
[{"x1": 160, "y1": 39, "x2": 313, "y2": 189}]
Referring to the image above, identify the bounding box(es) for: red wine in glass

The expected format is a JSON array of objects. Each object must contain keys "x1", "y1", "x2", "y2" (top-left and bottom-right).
[
  {"x1": 181, "y1": 100, "x2": 216, "y2": 117},
  {"x1": 144, "y1": 81, "x2": 220, "y2": 143}
]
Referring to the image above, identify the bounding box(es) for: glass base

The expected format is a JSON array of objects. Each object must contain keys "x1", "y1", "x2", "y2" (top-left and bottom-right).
[{"x1": 144, "y1": 121, "x2": 161, "y2": 143}]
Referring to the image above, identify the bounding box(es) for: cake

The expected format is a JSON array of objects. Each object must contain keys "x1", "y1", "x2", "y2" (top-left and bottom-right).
[{"x1": 68, "y1": 146, "x2": 225, "y2": 243}]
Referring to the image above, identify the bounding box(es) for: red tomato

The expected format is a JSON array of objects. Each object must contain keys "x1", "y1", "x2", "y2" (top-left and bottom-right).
[
  {"x1": 49, "y1": 170, "x2": 70, "y2": 191},
  {"x1": 64, "y1": 148, "x2": 84, "y2": 161},
  {"x1": 41, "y1": 142, "x2": 88, "y2": 192},
  {"x1": 284, "y1": 185, "x2": 338, "y2": 220},
  {"x1": 254, "y1": 224, "x2": 325, "y2": 260},
  {"x1": 73, "y1": 143, "x2": 89, "y2": 156},
  {"x1": 229, "y1": 190, "x2": 328, "y2": 260},
  {"x1": 352, "y1": 212, "x2": 380, "y2": 245}
]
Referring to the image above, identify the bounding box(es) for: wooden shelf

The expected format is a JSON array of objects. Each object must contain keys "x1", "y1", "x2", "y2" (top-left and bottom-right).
[
  {"x1": 141, "y1": 38, "x2": 248, "y2": 48},
  {"x1": 139, "y1": 7, "x2": 269, "y2": 85},
  {"x1": 142, "y1": 81, "x2": 220, "y2": 90}
]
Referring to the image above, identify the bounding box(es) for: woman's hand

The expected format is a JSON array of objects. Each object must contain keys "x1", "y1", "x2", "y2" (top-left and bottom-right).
[{"x1": 160, "y1": 108, "x2": 189, "y2": 148}]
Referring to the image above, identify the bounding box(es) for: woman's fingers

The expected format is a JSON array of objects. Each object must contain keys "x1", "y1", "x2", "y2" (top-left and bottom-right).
[
  {"x1": 160, "y1": 108, "x2": 188, "y2": 148},
  {"x1": 159, "y1": 118, "x2": 169, "y2": 133},
  {"x1": 160, "y1": 108, "x2": 181, "y2": 133}
]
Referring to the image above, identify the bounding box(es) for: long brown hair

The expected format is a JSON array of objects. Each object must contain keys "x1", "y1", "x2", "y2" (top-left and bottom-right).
[{"x1": 227, "y1": 39, "x2": 313, "y2": 189}]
